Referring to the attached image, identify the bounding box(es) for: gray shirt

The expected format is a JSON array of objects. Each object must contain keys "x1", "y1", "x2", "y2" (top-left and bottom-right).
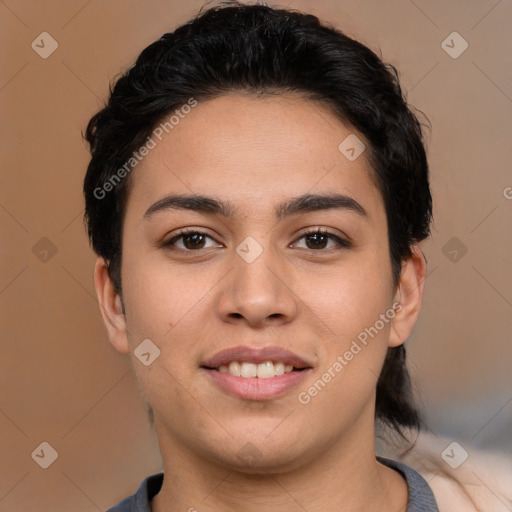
[{"x1": 106, "y1": 456, "x2": 439, "y2": 511}]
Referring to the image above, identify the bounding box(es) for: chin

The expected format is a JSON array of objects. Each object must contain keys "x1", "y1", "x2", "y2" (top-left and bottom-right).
[{"x1": 206, "y1": 435, "x2": 316, "y2": 475}]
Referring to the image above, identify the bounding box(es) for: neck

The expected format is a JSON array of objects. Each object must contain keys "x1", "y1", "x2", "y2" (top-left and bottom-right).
[{"x1": 150, "y1": 418, "x2": 408, "y2": 512}]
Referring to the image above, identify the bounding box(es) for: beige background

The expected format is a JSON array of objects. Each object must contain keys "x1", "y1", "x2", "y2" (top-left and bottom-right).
[{"x1": 1, "y1": 0, "x2": 511, "y2": 510}]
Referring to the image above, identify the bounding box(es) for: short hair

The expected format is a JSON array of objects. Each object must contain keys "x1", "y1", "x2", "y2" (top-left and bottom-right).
[{"x1": 83, "y1": 1, "x2": 432, "y2": 437}]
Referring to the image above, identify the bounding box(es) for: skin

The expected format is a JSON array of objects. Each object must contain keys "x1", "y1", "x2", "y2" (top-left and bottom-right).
[{"x1": 94, "y1": 93, "x2": 427, "y2": 512}]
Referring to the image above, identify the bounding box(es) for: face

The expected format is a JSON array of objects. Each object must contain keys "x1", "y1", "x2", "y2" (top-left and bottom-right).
[{"x1": 97, "y1": 93, "x2": 421, "y2": 473}]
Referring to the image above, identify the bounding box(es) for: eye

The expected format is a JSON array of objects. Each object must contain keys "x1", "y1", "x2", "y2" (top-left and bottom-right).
[
  {"x1": 164, "y1": 229, "x2": 222, "y2": 251},
  {"x1": 292, "y1": 229, "x2": 351, "y2": 251}
]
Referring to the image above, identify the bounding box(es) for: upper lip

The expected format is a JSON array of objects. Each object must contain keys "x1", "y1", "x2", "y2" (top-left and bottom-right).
[{"x1": 201, "y1": 345, "x2": 313, "y2": 369}]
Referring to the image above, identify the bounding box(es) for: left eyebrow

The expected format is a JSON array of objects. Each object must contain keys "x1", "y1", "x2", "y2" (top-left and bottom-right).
[
  {"x1": 274, "y1": 193, "x2": 369, "y2": 221},
  {"x1": 143, "y1": 193, "x2": 369, "y2": 221}
]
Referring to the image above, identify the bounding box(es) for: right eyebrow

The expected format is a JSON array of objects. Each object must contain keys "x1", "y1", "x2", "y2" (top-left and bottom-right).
[{"x1": 143, "y1": 194, "x2": 235, "y2": 219}]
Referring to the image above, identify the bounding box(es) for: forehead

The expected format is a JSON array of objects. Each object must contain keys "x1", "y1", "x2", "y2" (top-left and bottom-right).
[{"x1": 125, "y1": 93, "x2": 384, "y2": 220}]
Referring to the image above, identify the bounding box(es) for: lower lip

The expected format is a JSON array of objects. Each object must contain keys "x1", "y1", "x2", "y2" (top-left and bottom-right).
[{"x1": 202, "y1": 368, "x2": 312, "y2": 401}]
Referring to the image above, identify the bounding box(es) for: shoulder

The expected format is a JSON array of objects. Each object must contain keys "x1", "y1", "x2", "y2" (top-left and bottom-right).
[
  {"x1": 379, "y1": 428, "x2": 512, "y2": 512},
  {"x1": 378, "y1": 456, "x2": 440, "y2": 511},
  {"x1": 106, "y1": 473, "x2": 164, "y2": 512}
]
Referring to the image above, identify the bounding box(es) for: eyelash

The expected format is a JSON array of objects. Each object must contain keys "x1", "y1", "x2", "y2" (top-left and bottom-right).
[{"x1": 162, "y1": 227, "x2": 351, "y2": 253}]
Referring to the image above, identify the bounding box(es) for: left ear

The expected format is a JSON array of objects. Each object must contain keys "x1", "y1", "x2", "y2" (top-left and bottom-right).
[{"x1": 388, "y1": 244, "x2": 428, "y2": 348}]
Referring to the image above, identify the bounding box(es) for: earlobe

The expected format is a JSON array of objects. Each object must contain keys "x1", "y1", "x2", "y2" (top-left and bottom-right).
[
  {"x1": 93, "y1": 257, "x2": 130, "y2": 354},
  {"x1": 388, "y1": 245, "x2": 428, "y2": 348}
]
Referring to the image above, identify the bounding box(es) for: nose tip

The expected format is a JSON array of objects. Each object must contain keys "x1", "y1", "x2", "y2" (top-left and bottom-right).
[{"x1": 216, "y1": 255, "x2": 297, "y2": 328}]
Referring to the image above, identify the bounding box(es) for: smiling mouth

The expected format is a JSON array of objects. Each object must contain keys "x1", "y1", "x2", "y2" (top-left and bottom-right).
[{"x1": 203, "y1": 361, "x2": 310, "y2": 378}]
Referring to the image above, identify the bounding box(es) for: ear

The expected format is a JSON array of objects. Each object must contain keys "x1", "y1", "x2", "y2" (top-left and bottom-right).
[
  {"x1": 388, "y1": 245, "x2": 428, "y2": 348},
  {"x1": 94, "y1": 257, "x2": 130, "y2": 354}
]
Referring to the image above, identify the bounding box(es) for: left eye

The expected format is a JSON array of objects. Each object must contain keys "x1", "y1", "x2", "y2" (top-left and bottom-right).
[{"x1": 293, "y1": 230, "x2": 349, "y2": 250}]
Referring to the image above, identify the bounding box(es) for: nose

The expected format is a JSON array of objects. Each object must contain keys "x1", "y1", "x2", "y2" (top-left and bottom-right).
[{"x1": 216, "y1": 245, "x2": 298, "y2": 328}]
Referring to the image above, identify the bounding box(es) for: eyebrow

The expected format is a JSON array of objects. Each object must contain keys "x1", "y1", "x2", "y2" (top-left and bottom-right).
[{"x1": 143, "y1": 193, "x2": 369, "y2": 221}]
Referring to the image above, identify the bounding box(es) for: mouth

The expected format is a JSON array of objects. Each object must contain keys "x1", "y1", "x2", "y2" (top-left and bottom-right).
[{"x1": 200, "y1": 345, "x2": 313, "y2": 400}]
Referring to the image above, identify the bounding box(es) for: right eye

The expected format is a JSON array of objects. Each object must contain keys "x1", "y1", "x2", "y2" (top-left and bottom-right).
[{"x1": 163, "y1": 229, "x2": 223, "y2": 251}]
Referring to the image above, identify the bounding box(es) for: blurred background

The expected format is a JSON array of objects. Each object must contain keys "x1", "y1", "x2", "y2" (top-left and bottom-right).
[{"x1": 1, "y1": 0, "x2": 511, "y2": 510}]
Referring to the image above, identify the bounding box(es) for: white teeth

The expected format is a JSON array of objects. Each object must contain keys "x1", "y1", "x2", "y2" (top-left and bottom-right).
[
  {"x1": 274, "y1": 362, "x2": 285, "y2": 375},
  {"x1": 218, "y1": 361, "x2": 296, "y2": 378},
  {"x1": 257, "y1": 362, "x2": 274, "y2": 379},
  {"x1": 228, "y1": 361, "x2": 241, "y2": 376},
  {"x1": 241, "y1": 362, "x2": 258, "y2": 378}
]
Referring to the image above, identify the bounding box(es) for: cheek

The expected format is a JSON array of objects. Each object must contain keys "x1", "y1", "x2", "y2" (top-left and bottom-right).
[
  {"x1": 295, "y1": 245, "x2": 394, "y2": 408},
  {"x1": 122, "y1": 253, "x2": 209, "y2": 339},
  {"x1": 120, "y1": 255, "x2": 223, "y2": 395},
  {"x1": 296, "y1": 268, "x2": 393, "y2": 423},
  {"x1": 300, "y1": 249, "x2": 393, "y2": 342}
]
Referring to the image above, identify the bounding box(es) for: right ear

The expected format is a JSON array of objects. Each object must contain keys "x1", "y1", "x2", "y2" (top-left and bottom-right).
[{"x1": 94, "y1": 257, "x2": 130, "y2": 354}]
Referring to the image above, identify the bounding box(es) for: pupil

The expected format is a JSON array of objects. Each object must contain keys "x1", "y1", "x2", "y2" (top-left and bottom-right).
[
  {"x1": 307, "y1": 233, "x2": 327, "y2": 249},
  {"x1": 185, "y1": 233, "x2": 204, "y2": 249}
]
